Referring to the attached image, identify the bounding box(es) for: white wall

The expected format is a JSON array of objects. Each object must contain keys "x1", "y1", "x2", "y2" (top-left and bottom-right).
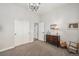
[
  {"x1": 0, "y1": 3, "x2": 39, "y2": 51},
  {"x1": 0, "y1": 3, "x2": 79, "y2": 51},
  {"x1": 41, "y1": 4, "x2": 79, "y2": 44}
]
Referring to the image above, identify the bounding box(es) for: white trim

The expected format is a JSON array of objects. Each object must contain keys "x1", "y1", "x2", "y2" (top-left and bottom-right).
[
  {"x1": 0, "y1": 40, "x2": 33, "y2": 52},
  {"x1": 0, "y1": 46, "x2": 15, "y2": 52},
  {"x1": 15, "y1": 40, "x2": 33, "y2": 47}
]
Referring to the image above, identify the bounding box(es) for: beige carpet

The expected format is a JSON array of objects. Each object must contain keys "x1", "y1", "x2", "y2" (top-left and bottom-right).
[{"x1": 0, "y1": 40, "x2": 78, "y2": 56}]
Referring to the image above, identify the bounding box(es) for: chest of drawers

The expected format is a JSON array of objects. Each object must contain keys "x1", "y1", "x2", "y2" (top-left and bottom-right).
[{"x1": 46, "y1": 35, "x2": 60, "y2": 47}]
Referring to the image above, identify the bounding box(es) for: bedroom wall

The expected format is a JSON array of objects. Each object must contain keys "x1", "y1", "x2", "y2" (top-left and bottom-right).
[
  {"x1": 0, "y1": 3, "x2": 39, "y2": 51},
  {"x1": 41, "y1": 4, "x2": 79, "y2": 44}
]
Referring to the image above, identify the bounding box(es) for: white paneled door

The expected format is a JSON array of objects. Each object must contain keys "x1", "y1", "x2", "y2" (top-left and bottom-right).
[
  {"x1": 39, "y1": 22, "x2": 45, "y2": 41},
  {"x1": 15, "y1": 20, "x2": 30, "y2": 46}
]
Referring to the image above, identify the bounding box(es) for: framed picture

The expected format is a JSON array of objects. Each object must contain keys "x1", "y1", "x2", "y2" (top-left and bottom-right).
[
  {"x1": 69, "y1": 23, "x2": 78, "y2": 28},
  {"x1": 50, "y1": 24, "x2": 57, "y2": 29}
]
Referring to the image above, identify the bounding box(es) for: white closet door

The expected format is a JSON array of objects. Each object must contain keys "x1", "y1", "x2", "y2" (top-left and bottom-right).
[
  {"x1": 39, "y1": 22, "x2": 45, "y2": 41},
  {"x1": 15, "y1": 20, "x2": 30, "y2": 46}
]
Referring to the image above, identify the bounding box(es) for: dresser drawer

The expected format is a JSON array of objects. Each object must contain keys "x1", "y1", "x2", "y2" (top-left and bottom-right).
[{"x1": 46, "y1": 35, "x2": 60, "y2": 47}]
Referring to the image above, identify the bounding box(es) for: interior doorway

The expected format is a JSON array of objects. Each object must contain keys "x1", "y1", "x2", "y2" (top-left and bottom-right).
[
  {"x1": 34, "y1": 23, "x2": 39, "y2": 41},
  {"x1": 33, "y1": 22, "x2": 45, "y2": 41},
  {"x1": 38, "y1": 22, "x2": 45, "y2": 41}
]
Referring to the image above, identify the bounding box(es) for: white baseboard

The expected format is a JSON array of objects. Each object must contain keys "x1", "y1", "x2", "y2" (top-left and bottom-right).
[
  {"x1": 0, "y1": 40, "x2": 33, "y2": 52},
  {"x1": 0, "y1": 46, "x2": 15, "y2": 52},
  {"x1": 15, "y1": 40, "x2": 33, "y2": 47}
]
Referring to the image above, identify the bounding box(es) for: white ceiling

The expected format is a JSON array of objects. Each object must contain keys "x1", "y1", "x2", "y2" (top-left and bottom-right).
[
  {"x1": 14, "y1": 3, "x2": 79, "y2": 16},
  {"x1": 15, "y1": 3, "x2": 70, "y2": 14},
  {"x1": 37, "y1": 3, "x2": 67, "y2": 14}
]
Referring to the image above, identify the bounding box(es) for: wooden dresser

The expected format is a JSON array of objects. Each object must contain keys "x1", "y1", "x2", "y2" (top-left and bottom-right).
[{"x1": 46, "y1": 35, "x2": 60, "y2": 47}]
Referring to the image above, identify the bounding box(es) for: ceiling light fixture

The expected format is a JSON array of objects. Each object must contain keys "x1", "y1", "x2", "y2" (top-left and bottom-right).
[{"x1": 29, "y1": 3, "x2": 40, "y2": 12}]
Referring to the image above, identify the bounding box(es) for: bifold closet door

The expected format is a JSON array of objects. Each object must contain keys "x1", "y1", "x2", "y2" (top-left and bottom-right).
[{"x1": 15, "y1": 20, "x2": 30, "y2": 46}]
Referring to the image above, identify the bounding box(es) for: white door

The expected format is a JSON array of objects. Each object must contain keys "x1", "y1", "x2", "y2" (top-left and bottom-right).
[
  {"x1": 39, "y1": 22, "x2": 45, "y2": 41},
  {"x1": 15, "y1": 20, "x2": 30, "y2": 46}
]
